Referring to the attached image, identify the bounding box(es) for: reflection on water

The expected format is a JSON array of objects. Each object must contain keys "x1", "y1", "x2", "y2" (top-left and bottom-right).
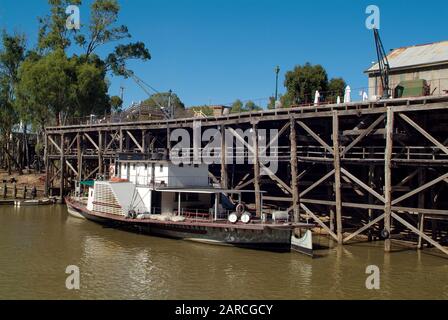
[{"x1": 0, "y1": 205, "x2": 446, "y2": 299}]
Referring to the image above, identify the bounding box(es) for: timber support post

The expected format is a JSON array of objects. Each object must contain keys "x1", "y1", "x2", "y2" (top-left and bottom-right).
[
  {"x1": 332, "y1": 111, "x2": 343, "y2": 244},
  {"x1": 252, "y1": 122, "x2": 261, "y2": 217},
  {"x1": 44, "y1": 133, "x2": 49, "y2": 197},
  {"x1": 290, "y1": 118, "x2": 300, "y2": 222},
  {"x1": 384, "y1": 107, "x2": 394, "y2": 252},
  {"x1": 59, "y1": 133, "x2": 65, "y2": 201},
  {"x1": 220, "y1": 125, "x2": 228, "y2": 189}
]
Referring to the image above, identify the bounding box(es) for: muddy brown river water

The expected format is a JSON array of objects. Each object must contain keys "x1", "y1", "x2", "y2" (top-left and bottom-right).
[{"x1": 0, "y1": 205, "x2": 446, "y2": 299}]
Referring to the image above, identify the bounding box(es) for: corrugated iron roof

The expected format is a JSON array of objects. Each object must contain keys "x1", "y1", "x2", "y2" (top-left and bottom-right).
[{"x1": 366, "y1": 40, "x2": 448, "y2": 73}]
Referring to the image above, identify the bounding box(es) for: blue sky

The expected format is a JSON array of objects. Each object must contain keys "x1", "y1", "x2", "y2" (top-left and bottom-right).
[{"x1": 1, "y1": 0, "x2": 447, "y2": 108}]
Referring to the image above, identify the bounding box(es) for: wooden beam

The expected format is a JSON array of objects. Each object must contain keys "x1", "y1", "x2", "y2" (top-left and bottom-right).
[
  {"x1": 300, "y1": 203, "x2": 339, "y2": 241},
  {"x1": 252, "y1": 123, "x2": 262, "y2": 217},
  {"x1": 60, "y1": 133, "x2": 65, "y2": 198},
  {"x1": 84, "y1": 132, "x2": 99, "y2": 151},
  {"x1": 126, "y1": 130, "x2": 144, "y2": 153},
  {"x1": 208, "y1": 171, "x2": 220, "y2": 185},
  {"x1": 332, "y1": 111, "x2": 343, "y2": 244},
  {"x1": 264, "y1": 196, "x2": 293, "y2": 202},
  {"x1": 234, "y1": 173, "x2": 250, "y2": 189},
  {"x1": 44, "y1": 134, "x2": 49, "y2": 196},
  {"x1": 235, "y1": 177, "x2": 255, "y2": 190},
  {"x1": 48, "y1": 136, "x2": 62, "y2": 154},
  {"x1": 48, "y1": 167, "x2": 61, "y2": 184},
  {"x1": 66, "y1": 135, "x2": 77, "y2": 153},
  {"x1": 77, "y1": 133, "x2": 82, "y2": 183},
  {"x1": 297, "y1": 120, "x2": 334, "y2": 155},
  {"x1": 220, "y1": 125, "x2": 228, "y2": 189},
  {"x1": 384, "y1": 107, "x2": 394, "y2": 252},
  {"x1": 418, "y1": 169, "x2": 425, "y2": 249},
  {"x1": 341, "y1": 114, "x2": 385, "y2": 157},
  {"x1": 104, "y1": 131, "x2": 119, "y2": 153},
  {"x1": 290, "y1": 118, "x2": 300, "y2": 222},
  {"x1": 66, "y1": 160, "x2": 78, "y2": 176},
  {"x1": 341, "y1": 175, "x2": 365, "y2": 197},
  {"x1": 343, "y1": 213, "x2": 385, "y2": 243},
  {"x1": 395, "y1": 169, "x2": 418, "y2": 188},
  {"x1": 341, "y1": 167, "x2": 385, "y2": 203},
  {"x1": 85, "y1": 166, "x2": 99, "y2": 181},
  {"x1": 392, "y1": 212, "x2": 448, "y2": 256},
  {"x1": 260, "y1": 122, "x2": 290, "y2": 154},
  {"x1": 227, "y1": 127, "x2": 292, "y2": 194},
  {"x1": 300, "y1": 198, "x2": 448, "y2": 215},
  {"x1": 119, "y1": 129, "x2": 123, "y2": 152},
  {"x1": 300, "y1": 169, "x2": 335, "y2": 198},
  {"x1": 399, "y1": 113, "x2": 448, "y2": 156},
  {"x1": 98, "y1": 131, "x2": 103, "y2": 175},
  {"x1": 392, "y1": 171, "x2": 448, "y2": 205}
]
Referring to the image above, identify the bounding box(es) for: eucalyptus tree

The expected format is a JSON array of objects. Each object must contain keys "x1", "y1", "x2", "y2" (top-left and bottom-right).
[{"x1": 0, "y1": 32, "x2": 26, "y2": 173}]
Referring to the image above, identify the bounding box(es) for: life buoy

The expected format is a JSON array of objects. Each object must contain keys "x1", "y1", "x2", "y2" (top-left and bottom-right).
[{"x1": 236, "y1": 203, "x2": 245, "y2": 215}]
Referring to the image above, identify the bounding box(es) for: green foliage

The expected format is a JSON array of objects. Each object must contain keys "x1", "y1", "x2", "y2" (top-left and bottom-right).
[
  {"x1": 75, "y1": 0, "x2": 151, "y2": 75},
  {"x1": 106, "y1": 42, "x2": 151, "y2": 76},
  {"x1": 283, "y1": 63, "x2": 328, "y2": 107},
  {"x1": 16, "y1": 0, "x2": 151, "y2": 128},
  {"x1": 80, "y1": 0, "x2": 130, "y2": 56},
  {"x1": 245, "y1": 100, "x2": 262, "y2": 112},
  {"x1": 230, "y1": 99, "x2": 245, "y2": 113},
  {"x1": 282, "y1": 63, "x2": 346, "y2": 108},
  {"x1": 267, "y1": 96, "x2": 276, "y2": 110},
  {"x1": 38, "y1": 0, "x2": 82, "y2": 52},
  {"x1": 0, "y1": 32, "x2": 26, "y2": 133},
  {"x1": 17, "y1": 49, "x2": 111, "y2": 127},
  {"x1": 327, "y1": 77, "x2": 346, "y2": 103},
  {"x1": 141, "y1": 92, "x2": 185, "y2": 115},
  {"x1": 110, "y1": 95, "x2": 123, "y2": 112}
]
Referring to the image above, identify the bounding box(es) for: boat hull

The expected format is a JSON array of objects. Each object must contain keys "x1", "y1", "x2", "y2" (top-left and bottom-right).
[{"x1": 65, "y1": 197, "x2": 312, "y2": 253}]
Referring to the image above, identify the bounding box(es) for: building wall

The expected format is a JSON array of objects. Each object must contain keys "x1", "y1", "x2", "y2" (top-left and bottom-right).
[
  {"x1": 168, "y1": 164, "x2": 209, "y2": 187},
  {"x1": 368, "y1": 65, "x2": 448, "y2": 97}
]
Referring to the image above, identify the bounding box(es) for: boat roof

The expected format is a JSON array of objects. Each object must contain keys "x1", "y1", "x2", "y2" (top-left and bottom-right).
[{"x1": 155, "y1": 187, "x2": 267, "y2": 194}]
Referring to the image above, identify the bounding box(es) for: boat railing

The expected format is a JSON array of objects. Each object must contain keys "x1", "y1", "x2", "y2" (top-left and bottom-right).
[{"x1": 174, "y1": 208, "x2": 214, "y2": 222}]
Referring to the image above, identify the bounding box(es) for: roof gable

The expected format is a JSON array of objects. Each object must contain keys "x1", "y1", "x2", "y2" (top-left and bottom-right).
[{"x1": 367, "y1": 40, "x2": 448, "y2": 73}]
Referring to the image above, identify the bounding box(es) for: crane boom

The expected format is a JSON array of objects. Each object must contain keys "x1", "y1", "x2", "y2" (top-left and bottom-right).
[
  {"x1": 373, "y1": 28, "x2": 391, "y2": 99},
  {"x1": 122, "y1": 68, "x2": 173, "y2": 119}
]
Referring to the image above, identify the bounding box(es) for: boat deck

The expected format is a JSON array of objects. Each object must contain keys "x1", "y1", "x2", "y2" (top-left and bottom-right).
[{"x1": 67, "y1": 197, "x2": 314, "y2": 231}]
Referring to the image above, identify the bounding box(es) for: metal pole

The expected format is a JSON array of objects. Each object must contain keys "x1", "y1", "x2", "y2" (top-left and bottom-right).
[
  {"x1": 214, "y1": 193, "x2": 218, "y2": 221},
  {"x1": 178, "y1": 192, "x2": 181, "y2": 216},
  {"x1": 168, "y1": 89, "x2": 173, "y2": 119},
  {"x1": 274, "y1": 66, "x2": 280, "y2": 102}
]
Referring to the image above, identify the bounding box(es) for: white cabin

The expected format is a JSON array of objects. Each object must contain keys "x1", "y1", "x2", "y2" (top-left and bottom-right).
[
  {"x1": 87, "y1": 157, "x2": 217, "y2": 217},
  {"x1": 117, "y1": 161, "x2": 209, "y2": 188}
]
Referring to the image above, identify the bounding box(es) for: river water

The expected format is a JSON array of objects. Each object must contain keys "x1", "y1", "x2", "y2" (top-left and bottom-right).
[{"x1": 0, "y1": 205, "x2": 446, "y2": 300}]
